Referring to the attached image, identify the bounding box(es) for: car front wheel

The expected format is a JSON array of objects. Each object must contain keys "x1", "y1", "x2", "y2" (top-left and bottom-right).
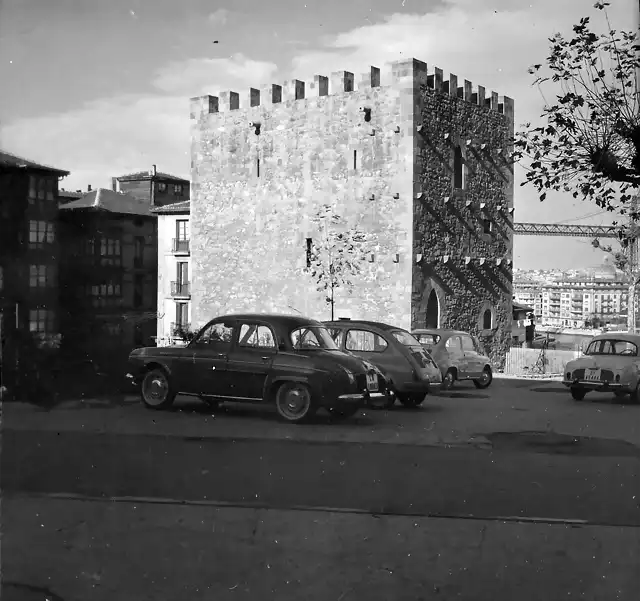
[
  {"x1": 570, "y1": 387, "x2": 587, "y2": 401},
  {"x1": 141, "y1": 368, "x2": 176, "y2": 410},
  {"x1": 473, "y1": 367, "x2": 493, "y2": 389},
  {"x1": 275, "y1": 382, "x2": 317, "y2": 423},
  {"x1": 441, "y1": 369, "x2": 456, "y2": 390}
]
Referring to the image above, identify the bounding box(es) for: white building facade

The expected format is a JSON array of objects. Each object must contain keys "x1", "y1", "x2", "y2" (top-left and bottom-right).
[{"x1": 152, "y1": 201, "x2": 191, "y2": 346}]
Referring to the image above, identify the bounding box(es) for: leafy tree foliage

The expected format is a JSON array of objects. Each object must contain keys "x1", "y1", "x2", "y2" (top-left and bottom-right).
[
  {"x1": 514, "y1": 2, "x2": 640, "y2": 213},
  {"x1": 306, "y1": 204, "x2": 373, "y2": 320}
]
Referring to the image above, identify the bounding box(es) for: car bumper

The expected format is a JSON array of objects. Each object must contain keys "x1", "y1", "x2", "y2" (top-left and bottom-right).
[{"x1": 563, "y1": 379, "x2": 629, "y2": 392}]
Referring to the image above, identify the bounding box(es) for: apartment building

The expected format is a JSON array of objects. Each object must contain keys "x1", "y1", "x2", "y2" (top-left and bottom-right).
[
  {"x1": 152, "y1": 200, "x2": 191, "y2": 346},
  {"x1": 58, "y1": 187, "x2": 158, "y2": 374},
  {"x1": 0, "y1": 150, "x2": 69, "y2": 399},
  {"x1": 113, "y1": 165, "x2": 190, "y2": 208},
  {"x1": 514, "y1": 265, "x2": 629, "y2": 328}
]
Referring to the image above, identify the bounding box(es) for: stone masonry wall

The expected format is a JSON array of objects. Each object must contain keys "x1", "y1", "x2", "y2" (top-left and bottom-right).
[
  {"x1": 190, "y1": 66, "x2": 415, "y2": 329},
  {"x1": 189, "y1": 57, "x2": 515, "y2": 367},
  {"x1": 405, "y1": 59, "x2": 514, "y2": 366}
]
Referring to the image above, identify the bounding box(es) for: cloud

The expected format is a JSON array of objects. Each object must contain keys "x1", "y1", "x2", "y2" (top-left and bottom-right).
[
  {"x1": 152, "y1": 53, "x2": 278, "y2": 96},
  {"x1": 208, "y1": 9, "x2": 229, "y2": 26}
]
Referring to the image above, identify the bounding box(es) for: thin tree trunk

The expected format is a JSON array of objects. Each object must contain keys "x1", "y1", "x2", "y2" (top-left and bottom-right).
[
  {"x1": 330, "y1": 282, "x2": 335, "y2": 321},
  {"x1": 628, "y1": 280, "x2": 637, "y2": 333}
]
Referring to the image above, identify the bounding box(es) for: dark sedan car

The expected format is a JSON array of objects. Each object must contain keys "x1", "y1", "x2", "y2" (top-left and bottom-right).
[
  {"x1": 324, "y1": 319, "x2": 442, "y2": 408},
  {"x1": 126, "y1": 313, "x2": 389, "y2": 423}
]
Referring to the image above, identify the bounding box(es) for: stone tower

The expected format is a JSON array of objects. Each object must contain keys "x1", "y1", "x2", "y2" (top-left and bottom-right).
[{"x1": 189, "y1": 57, "x2": 514, "y2": 365}]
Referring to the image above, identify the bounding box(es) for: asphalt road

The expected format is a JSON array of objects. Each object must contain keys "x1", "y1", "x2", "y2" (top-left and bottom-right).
[{"x1": 3, "y1": 429, "x2": 640, "y2": 526}]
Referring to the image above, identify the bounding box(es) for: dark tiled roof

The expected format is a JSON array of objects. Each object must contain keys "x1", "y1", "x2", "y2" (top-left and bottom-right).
[
  {"x1": 58, "y1": 189, "x2": 84, "y2": 201},
  {"x1": 0, "y1": 150, "x2": 69, "y2": 175},
  {"x1": 58, "y1": 188, "x2": 155, "y2": 217},
  {"x1": 117, "y1": 170, "x2": 189, "y2": 183},
  {"x1": 150, "y1": 200, "x2": 190, "y2": 214}
]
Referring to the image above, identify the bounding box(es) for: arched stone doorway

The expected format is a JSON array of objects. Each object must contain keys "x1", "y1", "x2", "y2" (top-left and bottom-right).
[{"x1": 425, "y1": 289, "x2": 439, "y2": 328}]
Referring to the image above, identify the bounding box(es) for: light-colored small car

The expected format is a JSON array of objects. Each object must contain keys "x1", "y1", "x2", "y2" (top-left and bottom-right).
[
  {"x1": 411, "y1": 329, "x2": 493, "y2": 390},
  {"x1": 563, "y1": 333, "x2": 640, "y2": 403}
]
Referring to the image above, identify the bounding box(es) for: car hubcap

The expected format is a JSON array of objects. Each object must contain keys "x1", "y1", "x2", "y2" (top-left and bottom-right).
[
  {"x1": 145, "y1": 376, "x2": 167, "y2": 405},
  {"x1": 480, "y1": 370, "x2": 490, "y2": 383},
  {"x1": 282, "y1": 386, "x2": 310, "y2": 418}
]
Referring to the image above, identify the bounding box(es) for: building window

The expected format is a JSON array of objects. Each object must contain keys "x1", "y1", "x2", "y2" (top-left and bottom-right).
[
  {"x1": 158, "y1": 182, "x2": 167, "y2": 193},
  {"x1": 134, "y1": 236, "x2": 145, "y2": 267},
  {"x1": 99, "y1": 237, "x2": 121, "y2": 265},
  {"x1": 29, "y1": 220, "x2": 55, "y2": 247},
  {"x1": 482, "y1": 219, "x2": 492, "y2": 235},
  {"x1": 175, "y1": 302, "x2": 189, "y2": 327},
  {"x1": 176, "y1": 219, "x2": 189, "y2": 240},
  {"x1": 306, "y1": 238, "x2": 313, "y2": 268},
  {"x1": 29, "y1": 308, "x2": 55, "y2": 333},
  {"x1": 173, "y1": 184, "x2": 183, "y2": 195},
  {"x1": 90, "y1": 280, "x2": 122, "y2": 307},
  {"x1": 453, "y1": 145, "x2": 465, "y2": 190},
  {"x1": 29, "y1": 264, "x2": 54, "y2": 287},
  {"x1": 46, "y1": 178, "x2": 54, "y2": 200},
  {"x1": 134, "y1": 274, "x2": 144, "y2": 308},
  {"x1": 28, "y1": 175, "x2": 37, "y2": 201}
]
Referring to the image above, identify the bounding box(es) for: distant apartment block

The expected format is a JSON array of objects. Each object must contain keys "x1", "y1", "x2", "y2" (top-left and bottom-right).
[
  {"x1": 152, "y1": 201, "x2": 191, "y2": 346},
  {"x1": 113, "y1": 165, "x2": 190, "y2": 208},
  {"x1": 0, "y1": 150, "x2": 69, "y2": 399},
  {"x1": 58, "y1": 187, "x2": 158, "y2": 370},
  {"x1": 514, "y1": 262, "x2": 629, "y2": 327}
]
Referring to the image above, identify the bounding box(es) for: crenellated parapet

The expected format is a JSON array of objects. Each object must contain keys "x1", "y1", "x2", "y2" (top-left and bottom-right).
[{"x1": 189, "y1": 58, "x2": 513, "y2": 120}]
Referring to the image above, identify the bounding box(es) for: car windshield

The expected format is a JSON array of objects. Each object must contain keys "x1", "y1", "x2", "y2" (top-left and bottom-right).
[
  {"x1": 391, "y1": 329, "x2": 423, "y2": 348},
  {"x1": 414, "y1": 333, "x2": 441, "y2": 349},
  {"x1": 585, "y1": 338, "x2": 638, "y2": 356},
  {"x1": 290, "y1": 326, "x2": 339, "y2": 350}
]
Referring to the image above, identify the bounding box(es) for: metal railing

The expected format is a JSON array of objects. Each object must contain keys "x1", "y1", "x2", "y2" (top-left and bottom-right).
[
  {"x1": 172, "y1": 239, "x2": 190, "y2": 253},
  {"x1": 170, "y1": 281, "x2": 190, "y2": 297}
]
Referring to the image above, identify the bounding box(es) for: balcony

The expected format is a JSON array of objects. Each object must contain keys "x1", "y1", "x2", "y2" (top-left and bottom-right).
[
  {"x1": 170, "y1": 322, "x2": 191, "y2": 336},
  {"x1": 172, "y1": 238, "x2": 190, "y2": 254},
  {"x1": 170, "y1": 281, "x2": 190, "y2": 298}
]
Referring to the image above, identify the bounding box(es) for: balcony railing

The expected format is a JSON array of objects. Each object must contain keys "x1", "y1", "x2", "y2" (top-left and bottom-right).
[
  {"x1": 170, "y1": 281, "x2": 190, "y2": 297},
  {"x1": 170, "y1": 322, "x2": 191, "y2": 336},
  {"x1": 172, "y1": 239, "x2": 190, "y2": 254}
]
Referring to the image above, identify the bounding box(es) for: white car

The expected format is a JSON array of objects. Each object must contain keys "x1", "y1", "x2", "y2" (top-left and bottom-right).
[{"x1": 563, "y1": 333, "x2": 640, "y2": 403}]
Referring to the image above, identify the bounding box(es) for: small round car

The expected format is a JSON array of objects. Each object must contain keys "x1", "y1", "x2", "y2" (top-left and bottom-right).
[
  {"x1": 563, "y1": 333, "x2": 640, "y2": 404},
  {"x1": 411, "y1": 329, "x2": 493, "y2": 390},
  {"x1": 324, "y1": 319, "x2": 442, "y2": 408},
  {"x1": 126, "y1": 313, "x2": 390, "y2": 423}
]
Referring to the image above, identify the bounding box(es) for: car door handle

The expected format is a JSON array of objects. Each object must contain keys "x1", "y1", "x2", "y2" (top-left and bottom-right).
[
  {"x1": 216, "y1": 353, "x2": 226, "y2": 358},
  {"x1": 261, "y1": 356, "x2": 270, "y2": 361}
]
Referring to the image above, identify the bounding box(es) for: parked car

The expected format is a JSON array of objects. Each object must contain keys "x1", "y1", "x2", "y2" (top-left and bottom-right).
[
  {"x1": 126, "y1": 313, "x2": 390, "y2": 423},
  {"x1": 411, "y1": 329, "x2": 493, "y2": 390},
  {"x1": 563, "y1": 333, "x2": 640, "y2": 403},
  {"x1": 324, "y1": 319, "x2": 442, "y2": 408}
]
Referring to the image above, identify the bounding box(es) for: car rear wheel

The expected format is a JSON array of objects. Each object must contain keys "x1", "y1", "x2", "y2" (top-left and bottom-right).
[
  {"x1": 275, "y1": 382, "x2": 317, "y2": 423},
  {"x1": 629, "y1": 383, "x2": 640, "y2": 404},
  {"x1": 473, "y1": 366, "x2": 493, "y2": 389},
  {"x1": 570, "y1": 387, "x2": 587, "y2": 401},
  {"x1": 141, "y1": 368, "x2": 176, "y2": 410},
  {"x1": 441, "y1": 369, "x2": 456, "y2": 390},
  {"x1": 398, "y1": 393, "x2": 425, "y2": 408}
]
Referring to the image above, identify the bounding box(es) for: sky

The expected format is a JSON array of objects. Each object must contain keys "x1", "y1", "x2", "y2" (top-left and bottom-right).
[{"x1": 0, "y1": 0, "x2": 638, "y2": 270}]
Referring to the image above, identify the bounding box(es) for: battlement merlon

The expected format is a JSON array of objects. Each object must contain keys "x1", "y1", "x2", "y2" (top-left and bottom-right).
[{"x1": 189, "y1": 58, "x2": 513, "y2": 119}]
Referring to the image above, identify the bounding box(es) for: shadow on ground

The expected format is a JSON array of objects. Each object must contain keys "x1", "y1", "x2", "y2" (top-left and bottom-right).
[{"x1": 482, "y1": 431, "x2": 640, "y2": 457}]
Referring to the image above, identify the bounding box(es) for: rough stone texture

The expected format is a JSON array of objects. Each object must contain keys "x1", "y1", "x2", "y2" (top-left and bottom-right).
[{"x1": 190, "y1": 58, "x2": 514, "y2": 367}]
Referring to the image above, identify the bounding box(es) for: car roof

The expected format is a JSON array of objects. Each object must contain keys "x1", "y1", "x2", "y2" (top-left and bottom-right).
[
  {"x1": 411, "y1": 328, "x2": 468, "y2": 337},
  {"x1": 324, "y1": 319, "x2": 406, "y2": 332},
  {"x1": 213, "y1": 313, "x2": 324, "y2": 328},
  {"x1": 591, "y1": 332, "x2": 640, "y2": 343}
]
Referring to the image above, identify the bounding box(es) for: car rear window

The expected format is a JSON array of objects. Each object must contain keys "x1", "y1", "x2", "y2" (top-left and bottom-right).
[
  {"x1": 414, "y1": 333, "x2": 440, "y2": 349},
  {"x1": 345, "y1": 329, "x2": 388, "y2": 352},
  {"x1": 391, "y1": 330, "x2": 422, "y2": 348},
  {"x1": 585, "y1": 338, "x2": 638, "y2": 356}
]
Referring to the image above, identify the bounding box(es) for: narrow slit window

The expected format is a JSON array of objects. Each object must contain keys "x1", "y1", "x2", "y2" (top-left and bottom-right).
[
  {"x1": 353, "y1": 150, "x2": 357, "y2": 170},
  {"x1": 453, "y1": 146, "x2": 464, "y2": 189},
  {"x1": 482, "y1": 219, "x2": 492, "y2": 234},
  {"x1": 306, "y1": 238, "x2": 313, "y2": 268},
  {"x1": 257, "y1": 157, "x2": 260, "y2": 178}
]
